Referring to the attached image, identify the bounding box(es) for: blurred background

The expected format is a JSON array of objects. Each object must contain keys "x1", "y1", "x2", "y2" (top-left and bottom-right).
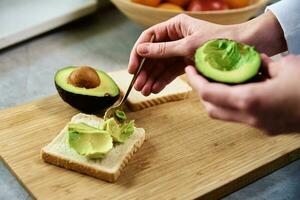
[{"x1": 0, "y1": 0, "x2": 279, "y2": 50}]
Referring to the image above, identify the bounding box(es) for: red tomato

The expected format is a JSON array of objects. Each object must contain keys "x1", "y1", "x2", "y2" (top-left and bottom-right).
[{"x1": 187, "y1": 0, "x2": 229, "y2": 11}]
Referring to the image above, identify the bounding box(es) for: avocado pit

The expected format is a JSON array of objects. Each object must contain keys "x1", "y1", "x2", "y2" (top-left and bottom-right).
[
  {"x1": 55, "y1": 66, "x2": 120, "y2": 113},
  {"x1": 67, "y1": 66, "x2": 101, "y2": 89}
]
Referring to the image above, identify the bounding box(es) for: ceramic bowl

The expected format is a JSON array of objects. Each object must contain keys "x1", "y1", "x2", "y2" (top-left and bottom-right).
[{"x1": 111, "y1": 0, "x2": 268, "y2": 27}]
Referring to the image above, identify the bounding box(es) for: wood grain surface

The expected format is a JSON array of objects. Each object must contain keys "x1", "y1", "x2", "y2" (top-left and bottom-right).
[{"x1": 0, "y1": 93, "x2": 300, "y2": 199}]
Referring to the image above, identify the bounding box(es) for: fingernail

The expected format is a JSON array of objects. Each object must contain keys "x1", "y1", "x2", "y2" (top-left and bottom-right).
[
  {"x1": 138, "y1": 44, "x2": 149, "y2": 55},
  {"x1": 184, "y1": 67, "x2": 189, "y2": 73},
  {"x1": 141, "y1": 87, "x2": 150, "y2": 96},
  {"x1": 134, "y1": 83, "x2": 141, "y2": 91},
  {"x1": 185, "y1": 66, "x2": 191, "y2": 74}
]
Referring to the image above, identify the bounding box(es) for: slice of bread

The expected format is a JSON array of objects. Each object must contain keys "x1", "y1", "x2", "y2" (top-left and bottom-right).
[
  {"x1": 109, "y1": 70, "x2": 192, "y2": 111},
  {"x1": 41, "y1": 113, "x2": 145, "y2": 182}
]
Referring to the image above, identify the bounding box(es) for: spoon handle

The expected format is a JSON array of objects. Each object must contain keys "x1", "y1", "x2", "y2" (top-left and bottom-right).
[{"x1": 119, "y1": 34, "x2": 155, "y2": 105}]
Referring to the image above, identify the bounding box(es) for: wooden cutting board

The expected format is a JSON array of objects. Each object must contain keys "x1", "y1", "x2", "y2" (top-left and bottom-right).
[{"x1": 1, "y1": 92, "x2": 300, "y2": 199}]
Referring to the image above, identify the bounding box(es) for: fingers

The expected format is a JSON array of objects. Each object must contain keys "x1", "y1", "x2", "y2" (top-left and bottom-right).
[
  {"x1": 138, "y1": 60, "x2": 185, "y2": 95},
  {"x1": 257, "y1": 54, "x2": 298, "y2": 80},
  {"x1": 137, "y1": 38, "x2": 192, "y2": 58},
  {"x1": 134, "y1": 69, "x2": 148, "y2": 91},
  {"x1": 267, "y1": 61, "x2": 284, "y2": 78},
  {"x1": 151, "y1": 62, "x2": 186, "y2": 94},
  {"x1": 185, "y1": 66, "x2": 238, "y2": 109},
  {"x1": 186, "y1": 65, "x2": 266, "y2": 130},
  {"x1": 260, "y1": 53, "x2": 281, "y2": 78},
  {"x1": 202, "y1": 101, "x2": 255, "y2": 125},
  {"x1": 134, "y1": 58, "x2": 185, "y2": 96},
  {"x1": 128, "y1": 21, "x2": 172, "y2": 74},
  {"x1": 260, "y1": 53, "x2": 287, "y2": 78},
  {"x1": 128, "y1": 14, "x2": 194, "y2": 74},
  {"x1": 185, "y1": 65, "x2": 208, "y2": 91},
  {"x1": 260, "y1": 54, "x2": 272, "y2": 78},
  {"x1": 185, "y1": 66, "x2": 264, "y2": 110},
  {"x1": 140, "y1": 62, "x2": 166, "y2": 96},
  {"x1": 134, "y1": 59, "x2": 155, "y2": 91},
  {"x1": 128, "y1": 32, "x2": 154, "y2": 74},
  {"x1": 261, "y1": 54, "x2": 272, "y2": 65},
  {"x1": 151, "y1": 80, "x2": 167, "y2": 94}
]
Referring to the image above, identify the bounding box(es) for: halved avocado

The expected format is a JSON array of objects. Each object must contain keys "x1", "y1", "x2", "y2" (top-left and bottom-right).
[
  {"x1": 55, "y1": 66, "x2": 120, "y2": 114},
  {"x1": 195, "y1": 39, "x2": 261, "y2": 84}
]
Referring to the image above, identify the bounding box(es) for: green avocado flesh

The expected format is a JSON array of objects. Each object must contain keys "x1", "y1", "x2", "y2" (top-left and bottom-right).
[
  {"x1": 102, "y1": 118, "x2": 135, "y2": 143},
  {"x1": 55, "y1": 67, "x2": 119, "y2": 97},
  {"x1": 68, "y1": 123, "x2": 113, "y2": 159},
  {"x1": 68, "y1": 111, "x2": 135, "y2": 159},
  {"x1": 55, "y1": 66, "x2": 120, "y2": 113},
  {"x1": 195, "y1": 39, "x2": 261, "y2": 84},
  {"x1": 114, "y1": 110, "x2": 127, "y2": 122}
]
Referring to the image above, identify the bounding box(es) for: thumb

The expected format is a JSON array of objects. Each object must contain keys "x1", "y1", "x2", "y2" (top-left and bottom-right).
[
  {"x1": 260, "y1": 54, "x2": 282, "y2": 78},
  {"x1": 137, "y1": 39, "x2": 192, "y2": 58}
]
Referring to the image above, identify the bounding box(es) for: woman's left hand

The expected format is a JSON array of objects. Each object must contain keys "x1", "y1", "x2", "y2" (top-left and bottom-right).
[{"x1": 185, "y1": 54, "x2": 300, "y2": 135}]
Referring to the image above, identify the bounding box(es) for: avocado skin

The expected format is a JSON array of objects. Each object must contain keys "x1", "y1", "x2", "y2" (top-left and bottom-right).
[
  {"x1": 200, "y1": 71, "x2": 265, "y2": 85},
  {"x1": 55, "y1": 82, "x2": 120, "y2": 114}
]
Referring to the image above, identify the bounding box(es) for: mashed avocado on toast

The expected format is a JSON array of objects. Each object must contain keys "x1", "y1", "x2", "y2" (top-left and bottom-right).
[{"x1": 68, "y1": 110, "x2": 135, "y2": 159}]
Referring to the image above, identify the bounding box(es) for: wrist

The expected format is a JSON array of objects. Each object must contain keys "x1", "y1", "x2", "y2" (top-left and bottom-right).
[{"x1": 239, "y1": 11, "x2": 287, "y2": 55}]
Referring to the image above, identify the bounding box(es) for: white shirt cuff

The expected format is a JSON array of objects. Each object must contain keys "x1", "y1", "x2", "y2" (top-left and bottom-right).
[{"x1": 266, "y1": 0, "x2": 300, "y2": 54}]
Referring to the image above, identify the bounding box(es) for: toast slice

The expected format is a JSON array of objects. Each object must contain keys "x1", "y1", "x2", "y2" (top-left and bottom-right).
[
  {"x1": 41, "y1": 113, "x2": 145, "y2": 182},
  {"x1": 109, "y1": 70, "x2": 192, "y2": 111}
]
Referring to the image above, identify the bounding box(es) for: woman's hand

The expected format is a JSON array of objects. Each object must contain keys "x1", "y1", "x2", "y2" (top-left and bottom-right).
[
  {"x1": 128, "y1": 14, "x2": 244, "y2": 96},
  {"x1": 128, "y1": 12, "x2": 286, "y2": 96},
  {"x1": 185, "y1": 55, "x2": 300, "y2": 134}
]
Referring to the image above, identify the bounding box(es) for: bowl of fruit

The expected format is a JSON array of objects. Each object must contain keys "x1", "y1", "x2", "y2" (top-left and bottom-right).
[{"x1": 111, "y1": 0, "x2": 268, "y2": 27}]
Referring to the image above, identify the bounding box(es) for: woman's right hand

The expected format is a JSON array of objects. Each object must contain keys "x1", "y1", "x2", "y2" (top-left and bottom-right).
[
  {"x1": 128, "y1": 14, "x2": 240, "y2": 96},
  {"x1": 128, "y1": 12, "x2": 286, "y2": 96}
]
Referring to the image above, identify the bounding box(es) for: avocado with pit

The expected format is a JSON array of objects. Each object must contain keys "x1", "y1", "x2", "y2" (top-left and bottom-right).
[
  {"x1": 68, "y1": 123, "x2": 113, "y2": 159},
  {"x1": 55, "y1": 66, "x2": 120, "y2": 113},
  {"x1": 195, "y1": 39, "x2": 261, "y2": 84}
]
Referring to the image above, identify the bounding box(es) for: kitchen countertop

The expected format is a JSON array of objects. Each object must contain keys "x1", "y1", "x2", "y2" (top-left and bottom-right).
[{"x1": 0, "y1": 6, "x2": 299, "y2": 200}]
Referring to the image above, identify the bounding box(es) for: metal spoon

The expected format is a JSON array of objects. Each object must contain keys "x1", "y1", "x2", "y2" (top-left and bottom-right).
[{"x1": 103, "y1": 34, "x2": 155, "y2": 120}]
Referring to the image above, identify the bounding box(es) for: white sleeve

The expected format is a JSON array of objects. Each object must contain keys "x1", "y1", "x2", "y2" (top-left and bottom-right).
[{"x1": 266, "y1": 0, "x2": 300, "y2": 54}]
